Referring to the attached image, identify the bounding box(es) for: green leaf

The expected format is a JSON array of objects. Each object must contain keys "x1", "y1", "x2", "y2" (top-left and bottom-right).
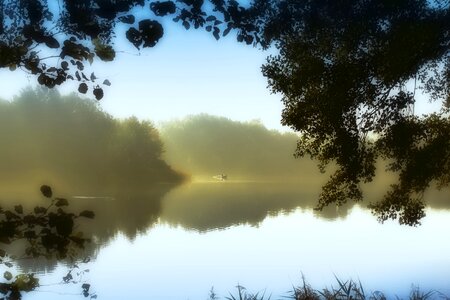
[
  {"x1": 78, "y1": 83, "x2": 88, "y2": 94},
  {"x1": 24, "y1": 231, "x2": 36, "y2": 239},
  {"x1": 118, "y1": 15, "x2": 135, "y2": 24},
  {"x1": 44, "y1": 36, "x2": 60, "y2": 49},
  {"x1": 54, "y1": 215, "x2": 74, "y2": 236},
  {"x1": 3, "y1": 271, "x2": 12, "y2": 281},
  {"x1": 34, "y1": 206, "x2": 47, "y2": 214},
  {"x1": 150, "y1": 1, "x2": 176, "y2": 16},
  {"x1": 126, "y1": 27, "x2": 142, "y2": 49},
  {"x1": 93, "y1": 87, "x2": 104, "y2": 100},
  {"x1": 63, "y1": 271, "x2": 73, "y2": 283},
  {"x1": 14, "y1": 205, "x2": 23, "y2": 214},
  {"x1": 76, "y1": 61, "x2": 84, "y2": 71},
  {"x1": 139, "y1": 19, "x2": 164, "y2": 48},
  {"x1": 223, "y1": 26, "x2": 232, "y2": 37},
  {"x1": 245, "y1": 35, "x2": 254, "y2": 45},
  {"x1": 213, "y1": 27, "x2": 220, "y2": 40},
  {"x1": 14, "y1": 274, "x2": 39, "y2": 292},
  {"x1": 61, "y1": 40, "x2": 91, "y2": 61},
  {"x1": 79, "y1": 210, "x2": 95, "y2": 219},
  {"x1": 4, "y1": 262, "x2": 13, "y2": 268},
  {"x1": 93, "y1": 39, "x2": 116, "y2": 62},
  {"x1": 61, "y1": 61, "x2": 69, "y2": 70},
  {"x1": 55, "y1": 198, "x2": 69, "y2": 207},
  {"x1": 40, "y1": 185, "x2": 52, "y2": 198}
]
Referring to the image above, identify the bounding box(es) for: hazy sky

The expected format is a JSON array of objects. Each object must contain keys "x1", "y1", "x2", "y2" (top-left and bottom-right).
[
  {"x1": 0, "y1": 20, "x2": 289, "y2": 131},
  {"x1": 0, "y1": 18, "x2": 442, "y2": 132}
]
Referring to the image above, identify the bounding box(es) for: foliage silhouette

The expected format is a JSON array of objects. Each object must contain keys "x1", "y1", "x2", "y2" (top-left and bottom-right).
[
  {"x1": 0, "y1": 0, "x2": 261, "y2": 99},
  {"x1": 0, "y1": 185, "x2": 95, "y2": 300},
  {"x1": 1, "y1": 0, "x2": 449, "y2": 225},
  {"x1": 245, "y1": 0, "x2": 449, "y2": 225},
  {"x1": 2, "y1": 186, "x2": 175, "y2": 274}
]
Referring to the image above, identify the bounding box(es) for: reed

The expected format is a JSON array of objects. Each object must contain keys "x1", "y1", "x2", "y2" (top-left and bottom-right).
[{"x1": 208, "y1": 276, "x2": 448, "y2": 300}]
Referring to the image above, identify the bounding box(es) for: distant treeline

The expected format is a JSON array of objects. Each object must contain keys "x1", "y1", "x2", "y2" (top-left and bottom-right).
[
  {"x1": 0, "y1": 88, "x2": 184, "y2": 194},
  {"x1": 160, "y1": 114, "x2": 321, "y2": 180},
  {"x1": 0, "y1": 89, "x2": 324, "y2": 194}
]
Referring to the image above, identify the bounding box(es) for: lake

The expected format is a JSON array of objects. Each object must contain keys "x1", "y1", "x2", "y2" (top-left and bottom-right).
[{"x1": 4, "y1": 181, "x2": 448, "y2": 300}]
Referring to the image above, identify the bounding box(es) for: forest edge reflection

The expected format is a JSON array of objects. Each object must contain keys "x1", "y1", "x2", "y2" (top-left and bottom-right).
[{"x1": 2, "y1": 180, "x2": 448, "y2": 273}]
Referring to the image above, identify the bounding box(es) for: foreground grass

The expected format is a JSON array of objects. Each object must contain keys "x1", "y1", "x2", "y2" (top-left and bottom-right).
[{"x1": 208, "y1": 277, "x2": 449, "y2": 300}]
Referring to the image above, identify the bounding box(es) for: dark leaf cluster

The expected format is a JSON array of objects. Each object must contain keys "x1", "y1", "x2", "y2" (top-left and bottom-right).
[
  {"x1": 0, "y1": 0, "x2": 267, "y2": 99},
  {"x1": 0, "y1": 186, "x2": 95, "y2": 300},
  {"x1": 246, "y1": 0, "x2": 450, "y2": 225}
]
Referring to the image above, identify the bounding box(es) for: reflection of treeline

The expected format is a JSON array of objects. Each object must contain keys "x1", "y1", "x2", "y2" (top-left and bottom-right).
[
  {"x1": 160, "y1": 114, "x2": 319, "y2": 180},
  {"x1": 160, "y1": 182, "x2": 352, "y2": 232},
  {"x1": 0, "y1": 88, "x2": 184, "y2": 194}
]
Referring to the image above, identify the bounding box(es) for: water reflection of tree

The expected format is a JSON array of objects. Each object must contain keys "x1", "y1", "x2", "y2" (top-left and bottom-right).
[
  {"x1": 4, "y1": 183, "x2": 176, "y2": 275},
  {"x1": 69, "y1": 186, "x2": 175, "y2": 242},
  {"x1": 0, "y1": 186, "x2": 95, "y2": 300},
  {"x1": 4, "y1": 181, "x2": 449, "y2": 281},
  {"x1": 159, "y1": 182, "x2": 354, "y2": 232},
  {"x1": 160, "y1": 182, "x2": 450, "y2": 232}
]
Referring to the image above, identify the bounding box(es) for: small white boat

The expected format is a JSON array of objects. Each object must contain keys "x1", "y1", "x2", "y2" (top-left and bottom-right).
[{"x1": 212, "y1": 174, "x2": 228, "y2": 181}]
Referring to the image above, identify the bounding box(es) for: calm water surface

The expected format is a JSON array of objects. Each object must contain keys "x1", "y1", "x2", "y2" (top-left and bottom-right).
[{"x1": 11, "y1": 182, "x2": 450, "y2": 300}]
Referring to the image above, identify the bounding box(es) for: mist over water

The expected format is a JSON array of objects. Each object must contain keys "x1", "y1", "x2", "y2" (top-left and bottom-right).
[
  {"x1": 1, "y1": 89, "x2": 449, "y2": 243},
  {"x1": 0, "y1": 88, "x2": 183, "y2": 198},
  {"x1": 160, "y1": 114, "x2": 321, "y2": 181},
  {"x1": 0, "y1": 89, "x2": 449, "y2": 299}
]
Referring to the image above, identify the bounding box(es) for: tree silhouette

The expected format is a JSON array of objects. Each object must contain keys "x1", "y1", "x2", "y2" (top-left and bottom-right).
[
  {"x1": 1, "y1": 0, "x2": 449, "y2": 225},
  {"x1": 0, "y1": 88, "x2": 185, "y2": 193},
  {"x1": 250, "y1": 0, "x2": 450, "y2": 225}
]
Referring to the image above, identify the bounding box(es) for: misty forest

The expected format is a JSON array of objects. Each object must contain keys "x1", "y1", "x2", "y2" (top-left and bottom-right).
[{"x1": 0, "y1": 0, "x2": 449, "y2": 300}]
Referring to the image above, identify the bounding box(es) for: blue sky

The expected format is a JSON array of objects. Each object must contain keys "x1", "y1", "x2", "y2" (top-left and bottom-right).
[
  {"x1": 0, "y1": 16, "x2": 442, "y2": 132},
  {"x1": 0, "y1": 20, "x2": 288, "y2": 131}
]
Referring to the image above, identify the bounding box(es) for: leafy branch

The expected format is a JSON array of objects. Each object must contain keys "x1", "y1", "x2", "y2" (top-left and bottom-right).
[{"x1": 0, "y1": 185, "x2": 96, "y2": 300}]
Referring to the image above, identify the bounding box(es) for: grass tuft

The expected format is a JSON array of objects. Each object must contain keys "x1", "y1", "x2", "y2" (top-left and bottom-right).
[
  {"x1": 224, "y1": 284, "x2": 271, "y2": 300},
  {"x1": 208, "y1": 276, "x2": 448, "y2": 300}
]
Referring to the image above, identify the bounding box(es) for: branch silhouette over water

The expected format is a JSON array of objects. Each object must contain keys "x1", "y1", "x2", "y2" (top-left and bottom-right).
[{"x1": 0, "y1": 186, "x2": 95, "y2": 300}]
